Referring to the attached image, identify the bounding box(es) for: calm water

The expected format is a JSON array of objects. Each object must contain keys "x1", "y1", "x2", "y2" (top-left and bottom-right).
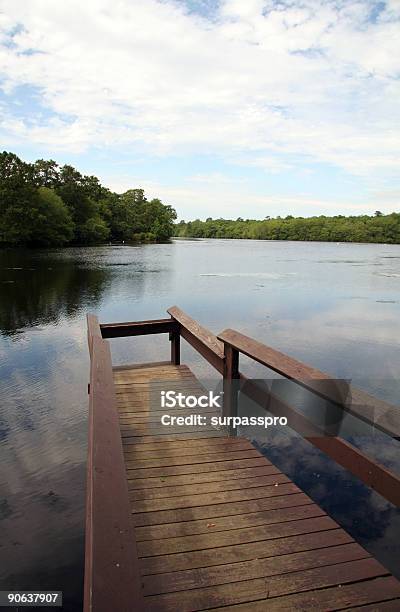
[{"x1": 0, "y1": 239, "x2": 399, "y2": 610}]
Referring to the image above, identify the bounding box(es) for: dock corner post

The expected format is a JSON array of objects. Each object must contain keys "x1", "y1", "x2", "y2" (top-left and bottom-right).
[
  {"x1": 170, "y1": 321, "x2": 181, "y2": 365},
  {"x1": 222, "y1": 342, "x2": 239, "y2": 435}
]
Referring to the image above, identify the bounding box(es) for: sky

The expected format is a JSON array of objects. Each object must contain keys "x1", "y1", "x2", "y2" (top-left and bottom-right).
[{"x1": 0, "y1": 0, "x2": 399, "y2": 220}]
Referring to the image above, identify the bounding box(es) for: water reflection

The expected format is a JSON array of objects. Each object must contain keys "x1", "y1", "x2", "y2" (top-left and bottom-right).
[
  {"x1": 253, "y1": 427, "x2": 400, "y2": 579},
  {"x1": 0, "y1": 240, "x2": 400, "y2": 609},
  {"x1": 0, "y1": 249, "x2": 111, "y2": 335}
]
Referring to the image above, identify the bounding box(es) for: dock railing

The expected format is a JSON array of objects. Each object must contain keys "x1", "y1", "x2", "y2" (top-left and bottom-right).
[
  {"x1": 216, "y1": 328, "x2": 400, "y2": 507},
  {"x1": 85, "y1": 315, "x2": 145, "y2": 612},
  {"x1": 85, "y1": 306, "x2": 400, "y2": 610}
]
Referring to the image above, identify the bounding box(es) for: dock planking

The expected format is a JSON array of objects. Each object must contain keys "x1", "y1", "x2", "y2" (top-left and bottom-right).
[
  {"x1": 113, "y1": 362, "x2": 400, "y2": 611},
  {"x1": 85, "y1": 309, "x2": 400, "y2": 611}
]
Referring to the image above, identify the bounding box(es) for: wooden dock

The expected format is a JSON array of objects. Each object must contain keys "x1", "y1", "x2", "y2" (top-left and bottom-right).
[{"x1": 85, "y1": 307, "x2": 400, "y2": 611}]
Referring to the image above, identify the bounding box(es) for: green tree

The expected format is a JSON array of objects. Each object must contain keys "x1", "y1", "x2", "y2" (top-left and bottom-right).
[
  {"x1": 0, "y1": 151, "x2": 37, "y2": 244},
  {"x1": 33, "y1": 159, "x2": 60, "y2": 188},
  {"x1": 30, "y1": 187, "x2": 74, "y2": 246},
  {"x1": 78, "y1": 216, "x2": 110, "y2": 244}
]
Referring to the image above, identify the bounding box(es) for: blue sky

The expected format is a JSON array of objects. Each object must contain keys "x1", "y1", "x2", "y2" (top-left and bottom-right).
[{"x1": 0, "y1": 0, "x2": 399, "y2": 219}]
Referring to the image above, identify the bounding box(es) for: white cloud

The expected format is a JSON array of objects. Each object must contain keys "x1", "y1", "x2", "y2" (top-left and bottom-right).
[
  {"x1": 105, "y1": 172, "x2": 384, "y2": 218},
  {"x1": 0, "y1": 0, "x2": 399, "y2": 177}
]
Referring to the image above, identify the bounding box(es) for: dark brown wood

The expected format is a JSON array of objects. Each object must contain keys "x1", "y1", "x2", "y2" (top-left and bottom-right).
[
  {"x1": 130, "y1": 473, "x2": 290, "y2": 501},
  {"x1": 125, "y1": 457, "x2": 270, "y2": 479},
  {"x1": 124, "y1": 438, "x2": 254, "y2": 455},
  {"x1": 84, "y1": 334, "x2": 145, "y2": 612},
  {"x1": 145, "y1": 558, "x2": 388, "y2": 611},
  {"x1": 223, "y1": 343, "x2": 240, "y2": 423},
  {"x1": 138, "y1": 528, "x2": 349, "y2": 575},
  {"x1": 135, "y1": 503, "x2": 322, "y2": 542},
  {"x1": 84, "y1": 311, "x2": 400, "y2": 611},
  {"x1": 124, "y1": 430, "x2": 225, "y2": 443},
  {"x1": 124, "y1": 450, "x2": 262, "y2": 470},
  {"x1": 170, "y1": 324, "x2": 181, "y2": 365},
  {"x1": 167, "y1": 306, "x2": 225, "y2": 373},
  {"x1": 133, "y1": 492, "x2": 311, "y2": 527},
  {"x1": 100, "y1": 317, "x2": 178, "y2": 338},
  {"x1": 142, "y1": 541, "x2": 369, "y2": 595},
  {"x1": 241, "y1": 376, "x2": 400, "y2": 507},
  {"x1": 113, "y1": 361, "x2": 173, "y2": 371},
  {"x1": 209, "y1": 576, "x2": 400, "y2": 611},
  {"x1": 138, "y1": 515, "x2": 336, "y2": 557},
  {"x1": 130, "y1": 482, "x2": 300, "y2": 514},
  {"x1": 127, "y1": 465, "x2": 284, "y2": 489},
  {"x1": 218, "y1": 328, "x2": 400, "y2": 439},
  {"x1": 87, "y1": 313, "x2": 102, "y2": 357}
]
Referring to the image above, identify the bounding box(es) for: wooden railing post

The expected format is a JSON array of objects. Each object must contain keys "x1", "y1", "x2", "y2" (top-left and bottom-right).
[
  {"x1": 170, "y1": 325, "x2": 181, "y2": 365},
  {"x1": 167, "y1": 306, "x2": 225, "y2": 374},
  {"x1": 222, "y1": 342, "x2": 240, "y2": 433}
]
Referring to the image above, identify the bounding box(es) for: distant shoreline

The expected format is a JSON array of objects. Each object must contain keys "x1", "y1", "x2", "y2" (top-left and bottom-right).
[{"x1": 175, "y1": 214, "x2": 400, "y2": 245}]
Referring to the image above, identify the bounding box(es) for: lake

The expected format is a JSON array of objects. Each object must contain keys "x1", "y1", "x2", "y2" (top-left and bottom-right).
[{"x1": 1, "y1": 239, "x2": 399, "y2": 610}]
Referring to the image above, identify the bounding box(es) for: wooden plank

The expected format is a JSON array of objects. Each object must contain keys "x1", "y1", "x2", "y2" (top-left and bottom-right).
[
  {"x1": 139, "y1": 528, "x2": 351, "y2": 574},
  {"x1": 113, "y1": 360, "x2": 173, "y2": 371},
  {"x1": 84, "y1": 334, "x2": 145, "y2": 612},
  {"x1": 123, "y1": 431, "x2": 225, "y2": 443},
  {"x1": 133, "y1": 492, "x2": 313, "y2": 527},
  {"x1": 145, "y1": 558, "x2": 388, "y2": 611},
  {"x1": 218, "y1": 328, "x2": 400, "y2": 439},
  {"x1": 124, "y1": 439, "x2": 254, "y2": 456},
  {"x1": 130, "y1": 473, "x2": 290, "y2": 500},
  {"x1": 350, "y1": 600, "x2": 400, "y2": 611},
  {"x1": 114, "y1": 363, "x2": 188, "y2": 373},
  {"x1": 124, "y1": 449, "x2": 261, "y2": 469},
  {"x1": 115, "y1": 378, "x2": 196, "y2": 387},
  {"x1": 114, "y1": 374, "x2": 196, "y2": 384},
  {"x1": 124, "y1": 437, "x2": 250, "y2": 452},
  {"x1": 118, "y1": 408, "x2": 216, "y2": 417},
  {"x1": 127, "y1": 465, "x2": 284, "y2": 489},
  {"x1": 143, "y1": 541, "x2": 369, "y2": 595},
  {"x1": 135, "y1": 503, "x2": 322, "y2": 541},
  {"x1": 208, "y1": 575, "x2": 400, "y2": 611},
  {"x1": 126, "y1": 457, "x2": 268, "y2": 479},
  {"x1": 114, "y1": 363, "x2": 193, "y2": 375},
  {"x1": 121, "y1": 425, "x2": 220, "y2": 437},
  {"x1": 100, "y1": 317, "x2": 177, "y2": 338},
  {"x1": 137, "y1": 515, "x2": 338, "y2": 557},
  {"x1": 119, "y1": 410, "x2": 218, "y2": 424},
  {"x1": 87, "y1": 314, "x2": 102, "y2": 357},
  {"x1": 168, "y1": 305, "x2": 224, "y2": 373},
  {"x1": 131, "y1": 482, "x2": 300, "y2": 514},
  {"x1": 123, "y1": 437, "x2": 262, "y2": 454}
]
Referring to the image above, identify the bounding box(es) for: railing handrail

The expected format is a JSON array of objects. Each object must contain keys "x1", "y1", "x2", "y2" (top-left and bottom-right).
[
  {"x1": 85, "y1": 316, "x2": 146, "y2": 612},
  {"x1": 101, "y1": 317, "x2": 177, "y2": 338},
  {"x1": 168, "y1": 305, "x2": 225, "y2": 373},
  {"x1": 240, "y1": 374, "x2": 400, "y2": 507},
  {"x1": 218, "y1": 328, "x2": 400, "y2": 440},
  {"x1": 87, "y1": 307, "x2": 400, "y2": 508}
]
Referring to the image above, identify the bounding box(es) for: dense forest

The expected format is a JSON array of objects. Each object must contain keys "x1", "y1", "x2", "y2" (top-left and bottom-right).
[
  {"x1": 0, "y1": 151, "x2": 177, "y2": 246},
  {"x1": 2, "y1": 151, "x2": 399, "y2": 247},
  {"x1": 176, "y1": 212, "x2": 400, "y2": 244}
]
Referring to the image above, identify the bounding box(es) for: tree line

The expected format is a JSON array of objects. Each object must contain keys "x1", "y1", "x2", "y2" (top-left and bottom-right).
[
  {"x1": 2, "y1": 150, "x2": 399, "y2": 246},
  {"x1": 0, "y1": 151, "x2": 177, "y2": 246},
  {"x1": 176, "y1": 212, "x2": 400, "y2": 244}
]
